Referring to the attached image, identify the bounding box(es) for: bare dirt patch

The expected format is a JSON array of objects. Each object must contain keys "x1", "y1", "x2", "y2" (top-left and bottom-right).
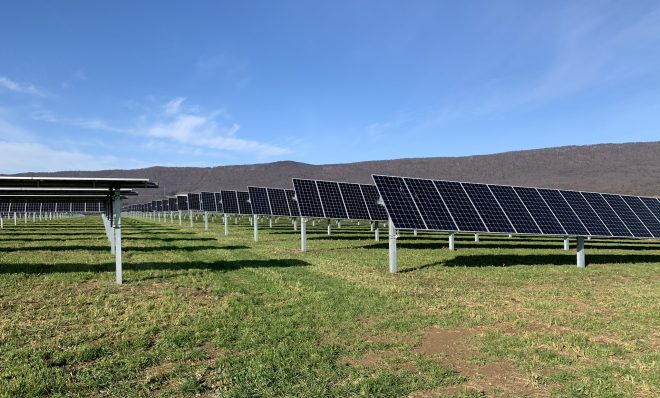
[{"x1": 414, "y1": 326, "x2": 549, "y2": 397}]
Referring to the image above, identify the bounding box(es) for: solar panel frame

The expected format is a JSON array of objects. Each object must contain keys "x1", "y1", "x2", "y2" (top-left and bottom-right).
[
  {"x1": 360, "y1": 184, "x2": 389, "y2": 222},
  {"x1": 433, "y1": 180, "x2": 488, "y2": 233},
  {"x1": 601, "y1": 194, "x2": 652, "y2": 238},
  {"x1": 403, "y1": 177, "x2": 457, "y2": 231},
  {"x1": 221, "y1": 190, "x2": 240, "y2": 214},
  {"x1": 462, "y1": 182, "x2": 515, "y2": 233},
  {"x1": 621, "y1": 195, "x2": 660, "y2": 238},
  {"x1": 213, "y1": 192, "x2": 223, "y2": 213},
  {"x1": 580, "y1": 192, "x2": 631, "y2": 237},
  {"x1": 267, "y1": 188, "x2": 291, "y2": 217},
  {"x1": 513, "y1": 187, "x2": 566, "y2": 235},
  {"x1": 176, "y1": 195, "x2": 189, "y2": 211},
  {"x1": 488, "y1": 184, "x2": 541, "y2": 234},
  {"x1": 537, "y1": 188, "x2": 589, "y2": 236},
  {"x1": 237, "y1": 191, "x2": 252, "y2": 215},
  {"x1": 338, "y1": 182, "x2": 371, "y2": 221},
  {"x1": 559, "y1": 190, "x2": 611, "y2": 237},
  {"x1": 200, "y1": 191, "x2": 217, "y2": 212},
  {"x1": 316, "y1": 180, "x2": 348, "y2": 220},
  {"x1": 292, "y1": 179, "x2": 325, "y2": 218},
  {"x1": 248, "y1": 187, "x2": 272, "y2": 216},
  {"x1": 372, "y1": 175, "x2": 426, "y2": 229},
  {"x1": 285, "y1": 189, "x2": 300, "y2": 217},
  {"x1": 640, "y1": 197, "x2": 660, "y2": 225}
]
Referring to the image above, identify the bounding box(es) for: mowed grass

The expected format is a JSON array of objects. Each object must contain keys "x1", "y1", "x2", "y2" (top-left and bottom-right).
[{"x1": 0, "y1": 215, "x2": 658, "y2": 397}]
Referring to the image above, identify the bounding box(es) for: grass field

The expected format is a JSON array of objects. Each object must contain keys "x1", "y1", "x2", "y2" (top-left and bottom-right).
[{"x1": 0, "y1": 215, "x2": 658, "y2": 397}]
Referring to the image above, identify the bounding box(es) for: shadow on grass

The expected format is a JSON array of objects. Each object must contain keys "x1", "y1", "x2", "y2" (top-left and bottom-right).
[
  {"x1": 0, "y1": 244, "x2": 249, "y2": 253},
  {"x1": 0, "y1": 258, "x2": 309, "y2": 275},
  {"x1": 401, "y1": 253, "x2": 660, "y2": 272}
]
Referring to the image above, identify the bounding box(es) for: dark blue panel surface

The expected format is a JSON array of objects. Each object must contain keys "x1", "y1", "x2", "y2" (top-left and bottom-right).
[
  {"x1": 338, "y1": 182, "x2": 371, "y2": 220},
  {"x1": 602, "y1": 194, "x2": 651, "y2": 238},
  {"x1": 286, "y1": 189, "x2": 300, "y2": 217},
  {"x1": 434, "y1": 180, "x2": 487, "y2": 232},
  {"x1": 538, "y1": 189, "x2": 589, "y2": 236},
  {"x1": 248, "y1": 187, "x2": 271, "y2": 215},
  {"x1": 372, "y1": 175, "x2": 425, "y2": 229},
  {"x1": 267, "y1": 188, "x2": 291, "y2": 217},
  {"x1": 462, "y1": 183, "x2": 514, "y2": 233},
  {"x1": 237, "y1": 191, "x2": 252, "y2": 215},
  {"x1": 360, "y1": 184, "x2": 388, "y2": 221},
  {"x1": 316, "y1": 181, "x2": 348, "y2": 219},
  {"x1": 621, "y1": 196, "x2": 660, "y2": 238},
  {"x1": 404, "y1": 178, "x2": 456, "y2": 231},
  {"x1": 560, "y1": 190, "x2": 611, "y2": 237},
  {"x1": 293, "y1": 179, "x2": 325, "y2": 218},
  {"x1": 221, "y1": 191, "x2": 239, "y2": 214},
  {"x1": 581, "y1": 192, "x2": 631, "y2": 237},
  {"x1": 513, "y1": 187, "x2": 565, "y2": 235},
  {"x1": 489, "y1": 185, "x2": 540, "y2": 234}
]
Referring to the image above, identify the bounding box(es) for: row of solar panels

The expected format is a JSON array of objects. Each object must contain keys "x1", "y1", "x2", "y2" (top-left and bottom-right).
[
  {"x1": 0, "y1": 201, "x2": 105, "y2": 214},
  {"x1": 373, "y1": 175, "x2": 660, "y2": 239}
]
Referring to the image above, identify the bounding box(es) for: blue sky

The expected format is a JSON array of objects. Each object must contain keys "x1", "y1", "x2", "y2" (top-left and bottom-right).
[{"x1": 1, "y1": 1, "x2": 660, "y2": 173}]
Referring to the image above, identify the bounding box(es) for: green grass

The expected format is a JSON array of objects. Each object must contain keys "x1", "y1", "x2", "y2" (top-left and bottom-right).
[{"x1": 0, "y1": 215, "x2": 658, "y2": 397}]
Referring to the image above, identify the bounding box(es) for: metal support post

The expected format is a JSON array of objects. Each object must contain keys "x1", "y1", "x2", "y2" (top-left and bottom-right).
[
  {"x1": 577, "y1": 236, "x2": 585, "y2": 268},
  {"x1": 563, "y1": 236, "x2": 570, "y2": 251},
  {"x1": 189, "y1": 211, "x2": 193, "y2": 228},
  {"x1": 388, "y1": 218, "x2": 397, "y2": 273},
  {"x1": 375, "y1": 226, "x2": 380, "y2": 241},
  {"x1": 113, "y1": 193, "x2": 123, "y2": 285},
  {"x1": 474, "y1": 233, "x2": 479, "y2": 242},
  {"x1": 254, "y1": 215, "x2": 259, "y2": 242},
  {"x1": 224, "y1": 213, "x2": 229, "y2": 235},
  {"x1": 327, "y1": 220, "x2": 331, "y2": 236},
  {"x1": 269, "y1": 217, "x2": 273, "y2": 228},
  {"x1": 301, "y1": 217, "x2": 307, "y2": 252},
  {"x1": 293, "y1": 218, "x2": 297, "y2": 231},
  {"x1": 204, "y1": 211, "x2": 208, "y2": 231},
  {"x1": 449, "y1": 232, "x2": 455, "y2": 251}
]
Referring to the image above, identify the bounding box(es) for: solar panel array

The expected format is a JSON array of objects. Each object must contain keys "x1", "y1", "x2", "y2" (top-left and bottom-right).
[
  {"x1": 373, "y1": 175, "x2": 660, "y2": 238},
  {"x1": 248, "y1": 186, "x2": 300, "y2": 217},
  {"x1": 187, "y1": 193, "x2": 202, "y2": 211},
  {"x1": 0, "y1": 200, "x2": 105, "y2": 215},
  {"x1": 292, "y1": 179, "x2": 388, "y2": 221}
]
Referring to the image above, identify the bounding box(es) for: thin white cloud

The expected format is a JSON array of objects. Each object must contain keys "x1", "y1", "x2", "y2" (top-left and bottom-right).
[
  {"x1": 30, "y1": 109, "x2": 130, "y2": 134},
  {"x1": 0, "y1": 140, "x2": 147, "y2": 173},
  {"x1": 144, "y1": 98, "x2": 290, "y2": 157},
  {"x1": 164, "y1": 97, "x2": 186, "y2": 115},
  {"x1": 0, "y1": 76, "x2": 45, "y2": 97}
]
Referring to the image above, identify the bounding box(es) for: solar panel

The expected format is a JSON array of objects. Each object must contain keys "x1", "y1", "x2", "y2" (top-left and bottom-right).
[
  {"x1": 372, "y1": 175, "x2": 425, "y2": 229},
  {"x1": 248, "y1": 187, "x2": 271, "y2": 215},
  {"x1": 433, "y1": 180, "x2": 487, "y2": 232},
  {"x1": 56, "y1": 202, "x2": 70, "y2": 212},
  {"x1": 237, "y1": 191, "x2": 252, "y2": 215},
  {"x1": 42, "y1": 202, "x2": 55, "y2": 212},
  {"x1": 293, "y1": 179, "x2": 325, "y2": 218},
  {"x1": 286, "y1": 189, "x2": 300, "y2": 217},
  {"x1": 26, "y1": 202, "x2": 40, "y2": 212},
  {"x1": 559, "y1": 190, "x2": 611, "y2": 237},
  {"x1": 177, "y1": 195, "x2": 189, "y2": 211},
  {"x1": 338, "y1": 183, "x2": 371, "y2": 220},
  {"x1": 221, "y1": 190, "x2": 239, "y2": 214},
  {"x1": 168, "y1": 197, "x2": 178, "y2": 211},
  {"x1": 488, "y1": 185, "x2": 540, "y2": 234},
  {"x1": 360, "y1": 185, "x2": 388, "y2": 221},
  {"x1": 513, "y1": 187, "x2": 566, "y2": 235},
  {"x1": 581, "y1": 192, "x2": 631, "y2": 237},
  {"x1": 213, "y1": 192, "x2": 223, "y2": 213},
  {"x1": 621, "y1": 196, "x2": 660, "y2": 238},
  {"x1": 0, "y1": 201, "x2": 9, "y2": 213},
  {"x1": 537, "y1": 189, "x2": 589, "y2": 236},
  {"x1": 187, "y1": 193, "x2": 202, "y2": 211},
  {"x1": 403, "y1": 178, "x2": 456, "y2": 231},
  {"x1": 200, "y1": 191, "x2": 217, "y2": 212},
  {"x1": 267, "y1": 188, "x2": 291, "y2": 217},
  {"x1": 640, "y1": 197, "x2": 660, "y2": 224},
  {"x1": 462, "y1": 183, "x2": 514, "y2": 233},
  {"x1": 602, "y1": 194, "x2": 651, "y2": 238},
  {"x1": 162, "y1": 199, "x2": 169, "y2": 211},
  {"x1": 72, "y1": 202, "x2": 85, "y2": 212},
  {"x1": 316, "y1": 181, "x2": 348, "y2": 219}
]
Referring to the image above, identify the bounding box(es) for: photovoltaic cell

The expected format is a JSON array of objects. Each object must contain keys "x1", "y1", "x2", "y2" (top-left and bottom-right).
[
  {"x1": 177, "y1": 195, "x2": 189, "y2": 211},
  {"x1": 286, "y1": 189, "x2": 300, "y2": 217},
  {"x1": 201, "y1": 192, "x2": 217, "y2": 212},
  {"x1": 42, "y1": 202, "x2": 55, "y2": 212},
  {"x1": 621, "y1": 196, "x2": 660, "y2": 238},
  {"x1": 221, "y1": 191, "x2": 239, "y2": 214},
  {"x1": 403, "y1": 178, "x2": 456, "y2": 231},
  {"x1": 237, "y1": 191, "x2": 252, "y2": 215},
  {"x1": 248, "y1": 187, "x2": 271, "y2": 215},
  {"x1": 267, "y1": 188, "x2": 291, "y2": 217},
  {"x1": 338, "y1": 182, "x2": 371, "y2": 220},
  {"x1": 559, "y1": 190, "x2": 611, "y2": 237},
  {"x1": 434, "y1": 180, "x2": 487, "y2": 232},
  {"x1": 162, "y1": 199, "x2": 169, "y2": 211},
  {"x1": 292, "y1": 179, "x2": 325, "y2": 218},
  {"x1": 462, "y1": 183, "x2": 514, "y2": 233},
  {"x1": 372, "y1": 175, "x2": 425, "y2": 229},
  {"x1": 187, "y1": 193, "x2": 202, "y2": 211},
  {"x1": 316, "y1": 181, "x2": 348, "y2": 219},
  {"x1": 538, "y1": 189, "x2": 589, "y2": 236},
  {"x1": 488, "y1": 185, "x2": 540, "y2": 234},
  {"x1": 513, "y1": 187, "x2": 565, "y2": 235},
  {"x1": 168, "y1": 197, "x2": 178, "y2": 211},
  {"x1": 360, "y1": 184, "x2": 388, "y2": 221},
  {"x1": 602, "y1": 194, "x2": 651, "y2": 238},
  {"x1": 580, "y1": 192, "x2": 630, "y2": 237},
  {"x1": 640, "y1": 197, "x2": 660, "y2": 224}
]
